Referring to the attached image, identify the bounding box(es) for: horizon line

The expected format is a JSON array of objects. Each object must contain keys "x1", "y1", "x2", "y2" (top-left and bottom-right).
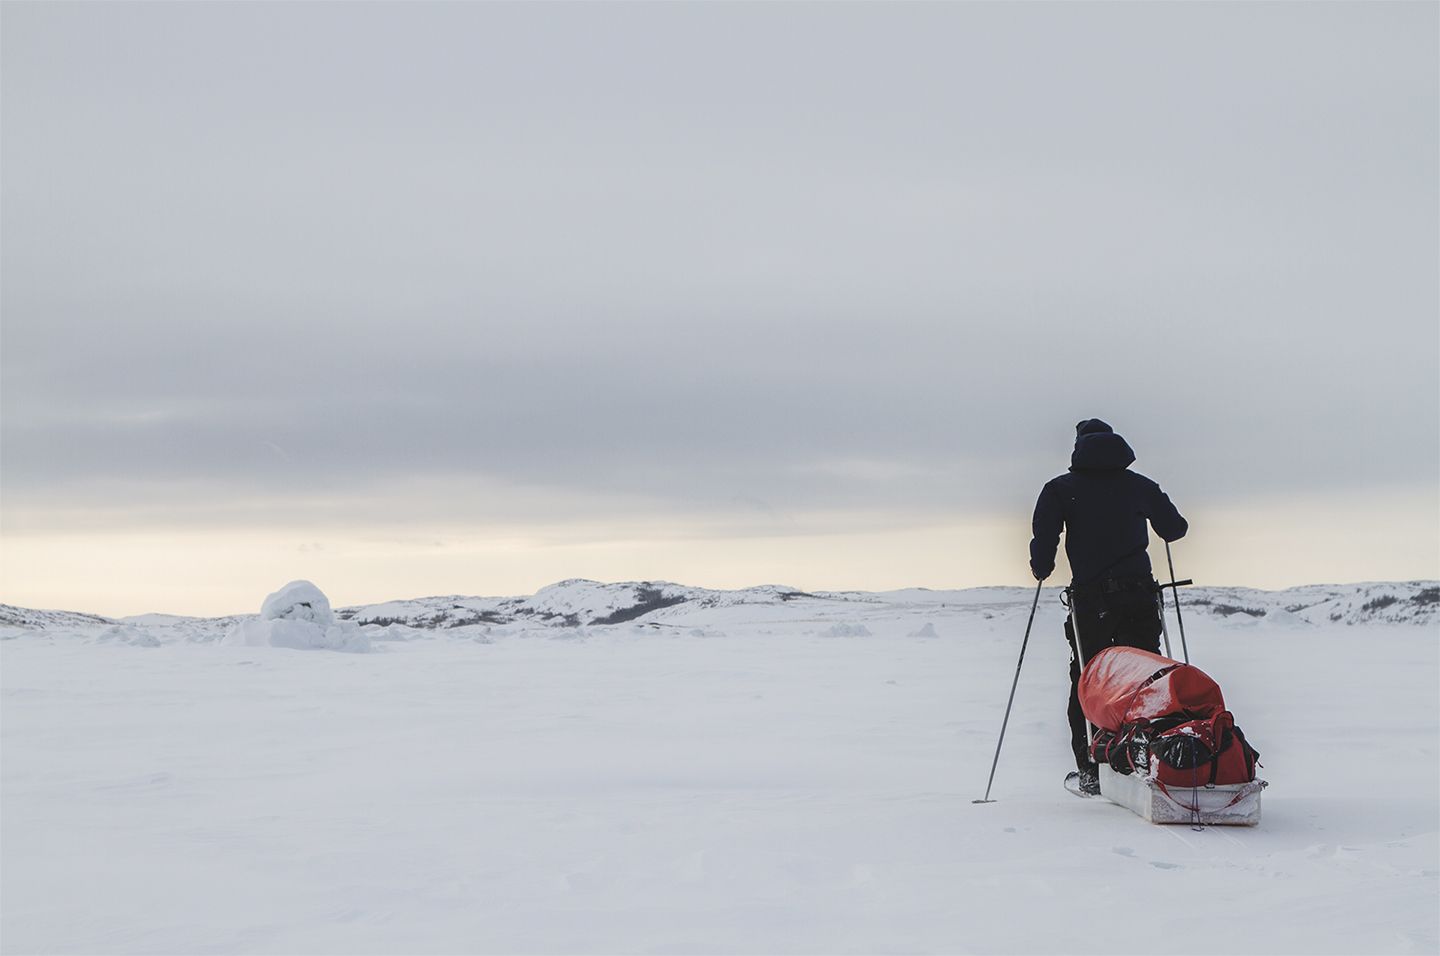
[{"x1": 6, "y1": 576, "x2": 1438, "y2": 623}]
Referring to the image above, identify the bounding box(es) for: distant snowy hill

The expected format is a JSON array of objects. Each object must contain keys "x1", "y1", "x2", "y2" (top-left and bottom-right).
[
  {"x1": 1178, "y1": 581, "x2": 1439, "y2": 627},
  {"x1": 333, "y1": 580, "x2": 822, "y2": 631},
  {"x1": 2, "y1": 579, "x2": 1435, "y2": 641},
  {"x1": 320, "y1": 579, "x2": 1440, "y2": 630},
  {"x1": 0, "y1": 605, "x2": 113, "y2": 630}
]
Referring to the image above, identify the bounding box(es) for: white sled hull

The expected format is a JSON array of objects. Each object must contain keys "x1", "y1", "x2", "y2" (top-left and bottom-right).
[{"x1": 1098, "y1": 765, "x2": 1266, "y2": 826}]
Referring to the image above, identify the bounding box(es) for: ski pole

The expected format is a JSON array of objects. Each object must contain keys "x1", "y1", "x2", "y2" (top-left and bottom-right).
[
  {"x1": 1068, "y1": 589, "x2": 1095, "y2": 752},
  {"x1": 1165, "y1": 540, "x2": 1190, "y2": 664},
  {"x1": 1156, "y1": 587, "x2": 1174, "y2": 659},
  {"x1": 974, "y1": 579, "x2": 1044, "y2": 804}
]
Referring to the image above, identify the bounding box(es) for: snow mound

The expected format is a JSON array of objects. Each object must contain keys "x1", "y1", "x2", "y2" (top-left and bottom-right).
[
  {"x1": 97, "y1": 625, "x2": 161, "y2": 647},
  {"x1": 224, "y1": 582, "x2": 368, "y2": 653},
  {"x1": 823, "y1": 622, "x2": 872, "y2": 638},
  {"x1": 261, "y1": 580, "x2": 334, "y2": 626},
  {"x1": 225, "y1": 619, "x2": 369, "y2": 652}
]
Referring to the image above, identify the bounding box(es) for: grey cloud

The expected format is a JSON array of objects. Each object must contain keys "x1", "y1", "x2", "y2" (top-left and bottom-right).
[{"x1": 3, "y1": 2, "x2": 1436, "y2": 535}]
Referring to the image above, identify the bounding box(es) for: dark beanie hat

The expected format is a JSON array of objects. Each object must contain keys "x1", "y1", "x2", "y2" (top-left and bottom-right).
[{"x1": 1075, "y1": 419, "x2": 1113, "y2": 437}]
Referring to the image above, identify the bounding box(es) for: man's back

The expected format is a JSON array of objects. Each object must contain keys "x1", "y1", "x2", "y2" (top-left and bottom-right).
[{"x1": 1029, "y1": 421, "x2": 1187, "y2": 585}]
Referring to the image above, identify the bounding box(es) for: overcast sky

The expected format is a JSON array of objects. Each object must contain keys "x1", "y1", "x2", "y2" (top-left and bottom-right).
[{"x1": 3, "y1": 2, "x2": 1437, "y2": 615}]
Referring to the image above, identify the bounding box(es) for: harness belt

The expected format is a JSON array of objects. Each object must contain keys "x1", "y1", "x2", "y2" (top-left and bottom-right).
[{"x1": 1068, "y1": 574, "x2": 1158, "y2": 598}]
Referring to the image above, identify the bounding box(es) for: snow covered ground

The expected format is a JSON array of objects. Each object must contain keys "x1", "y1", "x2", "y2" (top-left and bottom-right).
[{"x1": 3, "y1": 582, "x2": 1437, "y2": 955}]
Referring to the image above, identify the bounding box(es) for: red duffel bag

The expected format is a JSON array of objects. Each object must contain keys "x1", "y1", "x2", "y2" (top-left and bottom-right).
[
  {"x1": 1149, "y1": 710, "x2": 1261, "y2": 787},
  {"x1": 1078, "y1": 645, "x2": 1225, "y2": 732}
]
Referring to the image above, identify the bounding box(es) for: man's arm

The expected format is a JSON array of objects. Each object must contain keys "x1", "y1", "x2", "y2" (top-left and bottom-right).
[
  {"x1": 1146, "y1": 481, "x2": 1188, "y2": 542},
  {"x1": 1029, "y1": 481, "x2": 1063, "y2": 580}
]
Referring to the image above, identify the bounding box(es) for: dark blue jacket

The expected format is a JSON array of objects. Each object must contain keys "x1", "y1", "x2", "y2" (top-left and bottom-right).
[{"x1": 1029, "y1": 421, "x2": 1187, "y2": 585}]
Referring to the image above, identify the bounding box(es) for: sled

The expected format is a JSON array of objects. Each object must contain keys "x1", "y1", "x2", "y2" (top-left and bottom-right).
[{"x1": 1098, "y1": 764, "x2": 1266, "y2": 826}]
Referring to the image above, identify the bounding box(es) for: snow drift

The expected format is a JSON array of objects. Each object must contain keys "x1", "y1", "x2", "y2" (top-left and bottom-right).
[{"x1": 222, "y1": 581, "x2": 369, "y2": 652}]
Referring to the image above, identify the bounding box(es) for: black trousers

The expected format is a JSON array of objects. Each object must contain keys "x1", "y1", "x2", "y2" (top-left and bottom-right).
[{"x1": 1066, "y1": 582, "x2": 1162, "y2": 771}]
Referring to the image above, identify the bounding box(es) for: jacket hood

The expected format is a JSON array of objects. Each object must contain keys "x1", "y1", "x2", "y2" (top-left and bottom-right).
[
  {"x1": 1075, "y1": 418, "x2": 1113, "y2": 437},
  {"x1": 1070, "y1": 429, "x2": 1136, "y2": 471}
]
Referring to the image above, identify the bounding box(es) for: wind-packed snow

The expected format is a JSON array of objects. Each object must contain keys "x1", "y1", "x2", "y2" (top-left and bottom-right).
[
  {"x1": 2, "y1": 581, "x2": 1436, "y2": 954},
  {"x1": 222, "y1": 616, "x2": 370, "y2": 653}
]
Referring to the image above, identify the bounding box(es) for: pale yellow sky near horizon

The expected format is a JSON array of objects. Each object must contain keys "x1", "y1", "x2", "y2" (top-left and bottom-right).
[{"x1": 3, "y1": 486, "x2": 1435, "y2": 618}]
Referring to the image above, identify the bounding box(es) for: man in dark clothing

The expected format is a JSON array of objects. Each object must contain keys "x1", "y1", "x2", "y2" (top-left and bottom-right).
[{"x1": 1029, "y1": 419, "x2": 1188, "y2": 795}]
